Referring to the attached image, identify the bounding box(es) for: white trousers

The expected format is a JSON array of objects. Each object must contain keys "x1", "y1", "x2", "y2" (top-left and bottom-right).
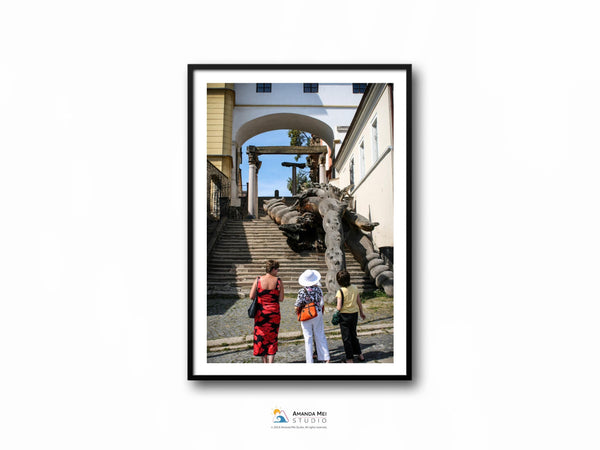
[{"x1": 300, "y1": 312, "x2": 330, "y2": 363}]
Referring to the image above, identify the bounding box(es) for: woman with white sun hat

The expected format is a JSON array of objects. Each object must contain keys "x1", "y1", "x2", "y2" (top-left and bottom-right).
[{"x1": 294, "y1": 269, "x2": 330, "y2": 363}]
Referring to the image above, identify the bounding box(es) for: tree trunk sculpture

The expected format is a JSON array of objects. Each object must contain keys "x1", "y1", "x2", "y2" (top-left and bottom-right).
[{"x1": 263, "y1": 183, "x2": 394, "y2": 303}]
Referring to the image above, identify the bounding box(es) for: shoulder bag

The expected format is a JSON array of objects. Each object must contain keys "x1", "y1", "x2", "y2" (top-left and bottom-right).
[
  {"x1": 331, "y1": 288, "x2": 344, "y2": 325},
  {"x1": 247, "y1": 277, "x2": 260, "y2": 318},
  {"x1": 297, "y1": 288, "x2": 318, "y2": 321}
]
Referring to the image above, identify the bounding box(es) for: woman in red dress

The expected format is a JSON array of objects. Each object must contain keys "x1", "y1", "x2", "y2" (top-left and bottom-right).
[{"x1": 249, "y1": 260, "x2": 285, "y2": 363}]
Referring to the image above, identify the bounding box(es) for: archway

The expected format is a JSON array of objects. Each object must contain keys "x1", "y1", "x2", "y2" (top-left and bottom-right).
[
  {"x1": 235, "y1": 113, "x2": 334, "y2": 217},
  {"x1": 235, "y1": 113, "x2": 335, "y2": 150},
  {"x1": 246, "y1": 144, "x2": 328, "y2": 218}
]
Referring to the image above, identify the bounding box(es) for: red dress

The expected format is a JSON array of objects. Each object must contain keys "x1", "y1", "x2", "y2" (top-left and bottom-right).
[{"x1": 253, "y1": 277, "x2": 281, "y2": 356}]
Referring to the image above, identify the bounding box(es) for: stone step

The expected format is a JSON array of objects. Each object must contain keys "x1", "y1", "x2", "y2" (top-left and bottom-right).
[
  {"x1": 213, "y1": 241, "x2": 302, "y2": 246},
  {"x1": 207, "y1": 270, "x2": 374, "y2": 282},
  {"x1": 210, "y1": 255, "x2": 326, "y2": 260},
  {"x1": 208, "y1": 271, "x2": 368, "y2": 279},
  {"x1": 207, "y1": 262, "x2": 366, "y2": 270},
  {"x1": 208, "y1": 273, "x2": 368, "y2": 281},
  {"x1": 210, "y1": 248, "x2": 355, "y2": 254},
  {"x1": 219, "y1": 229, "x2": 283, "y2": 232},
  {"x1": 217, "y1": 236, "x2": 286, "y2": 241},
  {"x1": 224, "y1": 226, "x2": 279, "y2": 228},
  {"x1": 223, "y1": 220, "x2": 278, "y2": 224},
  {"x1": 213, "y1": 235, "x2": 288, "y2": 240},
  {"x1": 215, "y1": 238, "x2": 288, "y2": 241},
  {"x1": 207, "y1": 259, "x2": 340, "y2": 264},
  {"x1": 208, "y1": 281, "x2": 375, "y2": 292},
  {"x1": 211, "y1": 245, "x2": 297, "y2": 250},
  {"x1": 217, "y1": 230, "x2": 287, "y2": 234},
  {"x1": 221, "y1": 221, "x2": 279, "y2": 226},
  {"x1": 211, "y1": 250, "x2": 307, "y2": 256},
  {"x1": 207, "y1": 262, "x2": 365, "y2": 269},
  {"x1": 211, "y1": 249, "x2": 295, "y2": 254},
  {"x1": 220, "y1": 227, "x2": 281, "y2": 231},
  {"x1": 208, "y1": 272, "x2": 367, "y2": 279},
  {"x1": 208, "y1": 282, "x2": 374, "y2": 290},
  {"x1": 207, "y1": 271, "x2": 370, "y2": 281},
  {"x1": 207, "y1": 265, "x2": 366, "y2": 273},
  {"x1": 208, "y1": 279, "x2": 375, "y2": 287},
  {"x1": 209, "y1": 287, "x2": 375, "y2": 297},
  {"x1": 208, "y1": 263, "x2": 347, "y2": 268},
  {"x1": 212, "y1": 251, "x2": 360, "y2": 257},
  {"x1": 211, "y1": 246, "x2": 356, "y2": 251},
  {"x1": 215, "y1": 234, "x2": 287, "y2": 238},
  {"x1": 211, "y1": 249, "x2": 294, "y2": 253},
  {"x1": 215, "y1": 241, "x2": 288, "y2": 245},
  {"x1": 212, "y1": 250, "x2": 354, "y2": 263},
  {"x1": 208, "y1": 255, "x2": 361, "y2": 260},
  {"x1": 219, "y1": 227, "x2": 279, "y2": 231},
  {"x1": 207, "y1": 283, "x2": 376, "y2": 297},
  {"x1": 218, "y1": 233, "x2": 283, "y2": 238},
  {"x1": 207, "y1": 213, "x2": 379, "y2": 295},
  {"x1": 208, "y1": 256, "x2": 357, "y2": 262}
]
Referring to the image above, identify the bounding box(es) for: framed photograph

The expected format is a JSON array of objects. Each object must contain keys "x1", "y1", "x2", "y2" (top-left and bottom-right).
[{"x1": 188, "y1": 64, "x2": 412, "y2": 380}]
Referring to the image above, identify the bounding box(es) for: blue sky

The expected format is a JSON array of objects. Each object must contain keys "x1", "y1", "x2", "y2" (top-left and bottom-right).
[{"x1": 240, "y1": 129, "x2": 310, "y2": 196}]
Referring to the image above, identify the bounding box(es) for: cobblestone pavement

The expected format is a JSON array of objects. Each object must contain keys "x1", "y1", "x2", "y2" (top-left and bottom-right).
[
  {"x1": 207, "y1": 294, "x2": 394, "y2": 340},
  {"x1": 208, "y1": 333, "x2": 394, "y2": 364},
  {"x1": 207, "y1": 294, "x2": 394, "y2": 363}
]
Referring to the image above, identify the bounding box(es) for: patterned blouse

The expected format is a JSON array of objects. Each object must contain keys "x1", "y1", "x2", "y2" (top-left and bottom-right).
[{"x1": 294, "y1": 285, "x2": 324, "y2": 313}]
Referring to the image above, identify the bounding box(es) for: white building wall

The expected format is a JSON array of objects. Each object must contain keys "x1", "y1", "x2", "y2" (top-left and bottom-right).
[
  {"x1": 234, "y1": 83, "x2": 362, "y2": 107},
  {"x1": 353, "y1": 151, "x2": 394, "y2": 247},
  {"x1": 232, "y1": 107, "x2": 354, "y2": 147},
  {"x1": 232, "y1": 83, "x2": 361, "y2": 149},
  {"x1": 332, "y1": 84, "x2": 394, "y2": 248}
]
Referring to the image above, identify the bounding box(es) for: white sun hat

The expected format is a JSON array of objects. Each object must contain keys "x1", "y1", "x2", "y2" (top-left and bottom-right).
[{"x1": 298, "y1": 269, "x2": 321, "y2": 287}]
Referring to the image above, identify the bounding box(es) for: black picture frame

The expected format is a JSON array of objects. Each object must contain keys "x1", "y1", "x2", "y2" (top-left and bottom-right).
[{"x1": 188, "y1": 64, "x2": 412, "y2": 380}]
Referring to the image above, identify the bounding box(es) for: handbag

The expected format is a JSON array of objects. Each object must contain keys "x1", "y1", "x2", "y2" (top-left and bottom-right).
[
  {"x1": 331, "y1": 288, "x2": 344, "y2": 325},
  {"x1": 247, "y1": 296, "x2": 258, "y2": 318},
  {"x1": 247, "y1": 277, "x2": 260, "y2": 318},
  {"x1": 331, "y1": 310, "x2": 340, "y2": 325},
  {"x1": 297, "y1": 288, "x2": 318, "y2": 321}
]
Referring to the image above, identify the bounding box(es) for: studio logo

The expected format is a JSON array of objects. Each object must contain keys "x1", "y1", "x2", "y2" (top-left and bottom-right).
[
  {"x1": 273, "y1": 409, "x2": 289, "y2": 423},
  {"x1": 271, "y1": 408, "x2": 328, "y2": 430}
]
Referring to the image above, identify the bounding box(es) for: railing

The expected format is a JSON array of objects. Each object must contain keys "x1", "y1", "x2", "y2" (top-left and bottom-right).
[{"x1": 207, "y1": 161, "x2": 230, "y2": 220}]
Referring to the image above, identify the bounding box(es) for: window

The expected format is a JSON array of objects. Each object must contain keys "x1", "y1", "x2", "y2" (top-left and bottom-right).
[
  {"x1": 303, "y1": 83, "x2": 318, "y2": 93},
  {"x1": 353, "y1": 83, "x2": 367, "y2": 93},
  {"x1": 349, "y1": 158, "x2": 355, "y2": 186},
  {"x1": 371, "y1": 118, "x2": 379, "y2": 162},
  {"x1": 256, "y1": 83, "x2": 271, "y2": 93},
  {"x1": 359, "y1": 142, "x2": 365, "y2": 180}
]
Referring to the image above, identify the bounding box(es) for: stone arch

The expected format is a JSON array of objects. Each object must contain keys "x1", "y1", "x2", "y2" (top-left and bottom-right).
[{"x1": 235, "y1": 113, "x2": 335, "y2": 149}]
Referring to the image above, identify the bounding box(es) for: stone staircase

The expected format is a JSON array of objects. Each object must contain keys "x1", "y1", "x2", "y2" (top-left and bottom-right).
[{"x1": 207, "y1": 211, "x2": 376, "y2": 298}]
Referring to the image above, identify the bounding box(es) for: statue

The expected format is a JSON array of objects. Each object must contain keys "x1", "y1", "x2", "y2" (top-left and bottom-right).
[{"x1": 263, "y1": 183, "x2": 393, "y2": 303}]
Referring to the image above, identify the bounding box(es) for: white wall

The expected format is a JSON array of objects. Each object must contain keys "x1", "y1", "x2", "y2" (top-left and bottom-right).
[
  {"x1": 232, "y1": 106, "x2": 356, "y2": 147},
  {"x1": 333, "y1": 84, "x2": 395, "y2": 247},
  {"x1": 354, "y1": 151, "x2": 394, "y2": 247},
  {"x1": 234, "y1": 83, "x2": 362, "y2": 107},
  {"x1": 3, "y1": 2, "x2": 600, "y2": 450},
  {"x1": 232, "y1": 83, "x2": 360, "y2": 148}
]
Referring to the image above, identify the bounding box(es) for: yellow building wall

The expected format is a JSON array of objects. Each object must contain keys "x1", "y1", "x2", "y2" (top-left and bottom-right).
[{"x1": 207, "y1": 84, "x2": 235, "y2": 178}]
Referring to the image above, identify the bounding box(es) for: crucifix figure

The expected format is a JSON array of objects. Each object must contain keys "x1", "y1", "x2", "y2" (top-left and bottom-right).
[{"x1": 281, "y1": 161, "x2": 306, "y2": 195}]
